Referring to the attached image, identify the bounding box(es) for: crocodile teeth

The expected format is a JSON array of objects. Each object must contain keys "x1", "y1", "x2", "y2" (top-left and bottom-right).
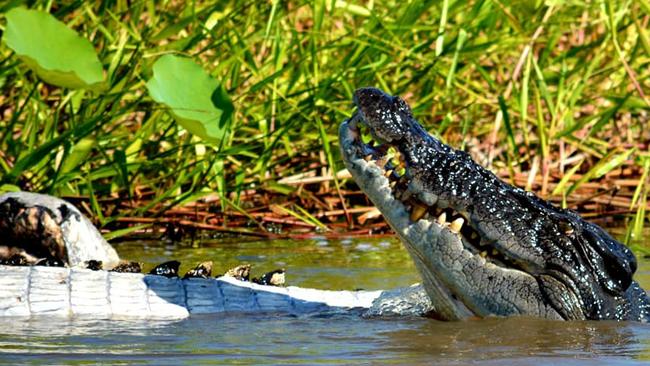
[
  {"x1": 437, "y1": 212, "x2": 447, "y2": 225},
  {"x1": 384, "y1": 169, "x2": 393, "y2": 177},
  {"x1": 376, "y1": 157, "x2": 388, "y2": 168},
  {"x1": 364, "y1": 154, "x2": 373, "y2": 161},
  {"x1": 450, "y1": 217, "x2": 464, "y2": 233},
  {"x1": 410, "y1": 204, "x2": 427, "y2": 221}
]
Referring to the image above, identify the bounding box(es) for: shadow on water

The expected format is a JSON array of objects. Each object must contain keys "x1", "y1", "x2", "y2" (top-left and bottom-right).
[{"x1": 0, "y1": 237, "x2": 649, "y2": 365}]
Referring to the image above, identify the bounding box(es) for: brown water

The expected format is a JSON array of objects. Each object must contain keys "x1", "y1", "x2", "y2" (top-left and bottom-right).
[{"x1": 0, "y1": 236, "x2": 649, "y2": 365}]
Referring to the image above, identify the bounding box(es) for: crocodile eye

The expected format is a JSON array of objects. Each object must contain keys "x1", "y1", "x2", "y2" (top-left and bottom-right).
[{"x1": 559, "y1": 221, "x2": 574, "y2": 237}]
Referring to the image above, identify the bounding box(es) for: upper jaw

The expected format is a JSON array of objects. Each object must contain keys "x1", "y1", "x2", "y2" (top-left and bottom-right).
[{"x1": 341, "y1": 112, "x2": 522, "y2": 275}]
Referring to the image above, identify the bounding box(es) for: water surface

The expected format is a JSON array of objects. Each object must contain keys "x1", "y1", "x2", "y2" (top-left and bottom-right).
[{"x1": 0, "y1": 236, "x2": 649, "y2": 365}]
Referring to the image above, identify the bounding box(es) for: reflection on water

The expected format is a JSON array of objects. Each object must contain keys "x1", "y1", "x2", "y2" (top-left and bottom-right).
[
  {"x1": 1, "y1": 314, "x2": 649, "y2": 365},
  {"x1": 0, "y1": 237, "x2": 649, "y2": 365},
  {"x1": 382, "y1": 317, "x2": 650, "y2": 364}
]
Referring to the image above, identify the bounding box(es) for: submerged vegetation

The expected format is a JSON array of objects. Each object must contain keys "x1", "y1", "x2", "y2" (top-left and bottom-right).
[{"x1": 0, "y1": 1, "x2": 648, "y2": 244}]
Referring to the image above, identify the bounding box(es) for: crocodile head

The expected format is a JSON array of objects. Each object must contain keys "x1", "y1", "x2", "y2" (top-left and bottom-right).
[{"x1": 340, "y1": 87, "x2": 647, "y2": 321}]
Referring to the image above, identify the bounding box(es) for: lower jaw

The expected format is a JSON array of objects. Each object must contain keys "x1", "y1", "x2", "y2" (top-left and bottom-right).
[{"x1": 401, "y1": 238, "x2": 476, "y2": 320}]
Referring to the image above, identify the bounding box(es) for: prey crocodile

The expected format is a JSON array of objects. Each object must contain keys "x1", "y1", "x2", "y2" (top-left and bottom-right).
[
  {"x1": 1, "y1": 88, "x2": 649, "y2": 321},
  {"x1": 0, "y1": 191, "x2": 431, "y2": 319},
  {"x1": 339, "y1": 87, "x2": 650, "y2": 322}
]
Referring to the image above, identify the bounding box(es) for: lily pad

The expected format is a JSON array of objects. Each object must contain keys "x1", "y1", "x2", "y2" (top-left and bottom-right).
[
  {"x1": 3, "y1": 7, "x2": 105, "y2": 90},
  {"x1": 146, "y1": 55, "x2": 234, "y2": 143}
]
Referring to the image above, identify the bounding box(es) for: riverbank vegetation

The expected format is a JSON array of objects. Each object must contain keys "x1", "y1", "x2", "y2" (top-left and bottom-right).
[{"x1": 0, "y1": 1, "x2": 649, "y2": 245}]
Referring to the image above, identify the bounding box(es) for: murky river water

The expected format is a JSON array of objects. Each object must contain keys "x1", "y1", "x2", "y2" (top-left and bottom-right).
[{"x1": 1, "y1": 236, "x2": 649, "y2": 365}]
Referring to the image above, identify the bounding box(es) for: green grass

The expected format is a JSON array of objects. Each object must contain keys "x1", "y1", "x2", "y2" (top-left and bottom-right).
[{"x1": 0, "y1": 0, "x2": 649, "y2": 241}]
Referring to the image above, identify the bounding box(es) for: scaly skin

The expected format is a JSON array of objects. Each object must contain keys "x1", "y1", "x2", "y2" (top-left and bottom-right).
[
  {"x1": 0, "y1": 264, "x2": 387, "y2": 319},
  {"x1": 340, "y1": 87, "x2": 650, "y2": 322}
]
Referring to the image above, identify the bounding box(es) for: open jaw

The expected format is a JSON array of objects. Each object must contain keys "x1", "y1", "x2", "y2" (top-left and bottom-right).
[
  {"x1": 339, "y1": 113, "x2": 564, "y2": 321},
  {"x1": 339, "y1": 88, "x2": 650, "y2": 322}
]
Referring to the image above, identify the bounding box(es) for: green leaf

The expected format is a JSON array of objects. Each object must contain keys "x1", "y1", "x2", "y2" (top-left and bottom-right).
[
  {"x1": 0, "y1": 184, "x2": 21, "y2": 194},
  {"x1": 3, "y1": 115, "x2": 100, "y2": 184},
  {"x1": 265, "y1": 181, "x2": 296, "y2": 195},
  {"x1": 435, "y1": 0, "x2": 449, "y2": 56},
  {"x1": 628, "y1": 157, "x2": 650, "y2": 242},
  {"x1": 567, "y1": 148, "x2": 636, "y2": 195},
  {"x1": 146, "y1": 55, "x2": 234, "y2": 143},
  {"x1": 498, "y1": 95, "x2": 516, "y2": 152},
  {"x1": 445, "y1": 29, "x2": 467, "y2": 90},
  {"x1": 551, "y1": 159, "x2": 583, "y2": 196},
  {"x1": 3, "y1": 7, "x2": 105, "y2": 90},
  {"x1": 60, "y1": 138, "x2": 95, "y2": 174}
]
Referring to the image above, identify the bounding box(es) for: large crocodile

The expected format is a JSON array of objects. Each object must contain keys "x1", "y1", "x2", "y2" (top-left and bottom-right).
[{"x1": 339, "y1": 87, "x2": 650, "y2": 322}]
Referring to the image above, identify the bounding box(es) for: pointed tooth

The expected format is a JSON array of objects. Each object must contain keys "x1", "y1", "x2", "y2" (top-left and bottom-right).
[
  {"x1": 389, "y1": 180, "x2": 397, "y2": 188},
  {"x1": 364, "y1": 154, "x2": 373, "y2": 161},
  {"x1": 385, "y1": 169, "x2": 393, "y2": 177},
  {"x1": 410, "y1": 204, "x2": 427, "y2": 221},
  {"x1": 450, "y1": 217, "x2": 464, "y2": 233},
  {"x1": 437, "y1": 212, "x2": 447, "y2": 225},
  {"x1": 376, "y1": 158, "x2": 387, "y2": 168}
]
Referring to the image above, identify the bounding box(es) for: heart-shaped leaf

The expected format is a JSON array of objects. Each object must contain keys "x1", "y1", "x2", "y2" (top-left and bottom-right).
[
  {"x1": 3, "y1": 7, "x2": 105, "y2": 90},
  {"x1": 146, "y1": 55, "x2": 234, "y2": 143}
]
